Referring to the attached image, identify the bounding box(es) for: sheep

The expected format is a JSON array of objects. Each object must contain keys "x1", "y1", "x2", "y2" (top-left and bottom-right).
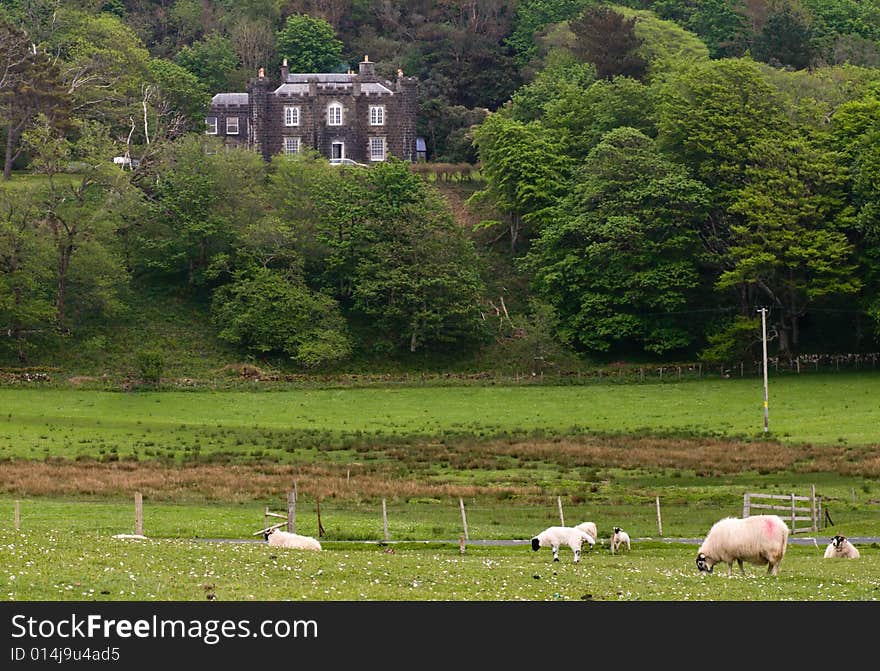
[
  {"x1": 823, "y1": 534, "x2": 860, "y2": 559},
  {"x1": 574, "y1": 522, "x2": 598, "y2": 545},
  {"x1": 696, "y1": 514, "x2": 789, "y2": 576},
  {"x1": 531, "y1": 526, "x2": 595, "y2": 563},
  {"x1": 264, "y1": 527, "x2": 322, "y2": 551},
  {"x1": 610, "y1": 526, "x2": 631, "y2": 554}
]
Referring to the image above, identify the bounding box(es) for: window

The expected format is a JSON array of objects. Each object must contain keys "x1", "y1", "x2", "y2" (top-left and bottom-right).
[
  {"x1": 369, "y1": 105, "x2": 385, "y2": 126},
  {"x1": 369, "y1": 137, "x2": 386, "y2": 162},
  {"x1": 205, "y1": 117, "x2": 217, "y2": 134},
  {"x1": 226, "y1": 116, "x2": 239, "y2": 135},
  {"x1": 283, "y1": 137, "x2": 300, "y2": 155},
  {"x1": 284, "y1": 106, "x2": 300, "y2": 126},
  {"x1": 327, "y1": 102, "x2": 343, "y2": 126}
]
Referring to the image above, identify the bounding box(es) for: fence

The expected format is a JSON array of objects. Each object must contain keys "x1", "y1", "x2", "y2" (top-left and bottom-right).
[{"x1": 742, "y1": 485, "x2": 822, "y2": 534}]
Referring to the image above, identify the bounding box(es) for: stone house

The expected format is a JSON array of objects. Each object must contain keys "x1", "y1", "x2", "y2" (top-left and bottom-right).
[{"x1": 205, "y1": 56, "x2": 418, "y2": 164}]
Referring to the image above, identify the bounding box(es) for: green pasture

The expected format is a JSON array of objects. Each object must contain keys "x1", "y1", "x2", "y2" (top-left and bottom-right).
[
  {"x1": 1, "y1": 527, "x2": 877, "y2": 601},
  {"x1": 2, "y1": 373, "x2": 880, "y2": 465}
]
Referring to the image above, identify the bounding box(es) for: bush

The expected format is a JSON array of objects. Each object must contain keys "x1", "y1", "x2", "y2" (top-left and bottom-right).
[{"x1": 136, "y1": 350, "x2": 164, "y2": 384}]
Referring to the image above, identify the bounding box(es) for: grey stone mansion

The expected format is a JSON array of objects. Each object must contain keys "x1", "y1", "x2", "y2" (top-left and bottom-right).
[{"x1": 205, "y1": 56, "x2": 418, "y2": 164}]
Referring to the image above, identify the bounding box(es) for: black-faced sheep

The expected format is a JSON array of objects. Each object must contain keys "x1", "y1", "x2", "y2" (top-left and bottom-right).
[
  {"x1": 823, "y1": 534, "x2": 860, "y2": 559},
  {"x1": 696, "y1": 514, "x2": 789, "y2": 576},
  {"x1": 531, "y1": 526, "x2": 595, "y2": 563},
  {"x1": 264, "y1": 528, "x2": 322, "y2": 551},
  {"x1": 610, "y1": 526, "x2": 631, "y2": 554}
]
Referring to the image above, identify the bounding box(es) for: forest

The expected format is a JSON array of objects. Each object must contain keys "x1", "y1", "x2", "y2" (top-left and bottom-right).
[{"x1": 4, "y1": 0, "x2": 880, "y2": 375}]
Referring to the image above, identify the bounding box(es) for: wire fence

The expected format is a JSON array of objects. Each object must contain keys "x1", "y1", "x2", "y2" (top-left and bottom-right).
[{"x1": 1, "y1": 491, "x2": 836, "y2": 544}]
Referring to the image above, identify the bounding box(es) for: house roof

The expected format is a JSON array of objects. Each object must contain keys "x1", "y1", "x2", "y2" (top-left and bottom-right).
[
  {"x1": 274, "y1": 81, "x2": 393, "y2": 95},
  {"x1": 211, "y1": 93, "x2": 249, "y2": 105}
]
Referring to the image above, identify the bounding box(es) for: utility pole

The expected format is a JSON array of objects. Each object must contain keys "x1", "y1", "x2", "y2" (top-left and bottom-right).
[{"x1": 758, "y1": 307, "x2": 769, "y2": 433}]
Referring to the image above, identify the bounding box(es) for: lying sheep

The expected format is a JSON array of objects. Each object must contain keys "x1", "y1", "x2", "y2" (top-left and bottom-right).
[
  {"x1": 574, "y1": 522, "x2": 598, "y2": 545},
  {"x1": 610, "y1": 526, "x2": 631, "y2": 554},
  {"x1": 264, "y1": 528, "x2": 322, "y2": 551},
  {"x1": 823, "y1": 534, "x2": 860, "y2": 559},
  {"x1": 531, "y1": 525, "x2": 595, "y2": 563},
  {"x1": 696, "y1": 514, "x2": 789, "y2": 576}
]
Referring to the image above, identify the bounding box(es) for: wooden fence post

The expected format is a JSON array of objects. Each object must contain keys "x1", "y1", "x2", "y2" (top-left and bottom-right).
[
  {"x1": 134, "y1": 492, "x2": 143, "y2": 536},
  {"x1": 14, "y1": 500, "x2": 20, "y2": 531},
  {"x1": 316, "y1": 498, "x2": 324, "y2": 537},
  {"x1": 790, "y1": 493, "x2": 796, "y2": 533},
  {"x1": 382, "y1": 498, "x2": 389, "y2": 541},
  {"x1": 459, "y1": 497, "x2": 469, "y2": 541},
  {"x1": 655, "y1": 496, "x2": 662, "y2": 537},
  {"x1": 557, "y1": 496, "x2": 565, "y2": 526},
  {"x1": 811, "y1": 484, "x2": 817, "y2": 533},
  {"x1": 287, "y1": 489, "x2": 297, "y2": 534},
  {"x1": 264, "y1": 506, "x2": 269, "y2": 532},
  {"x1": 743, "y1": 493, "x2": 750, "y2": 519}
]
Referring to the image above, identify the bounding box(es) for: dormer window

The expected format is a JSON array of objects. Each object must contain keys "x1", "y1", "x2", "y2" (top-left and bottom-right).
[
  {"x1": 205, "y1": 117, "x2": 217, "y2": 134},
  {"x1": 226, "y1": 116, "x2": 239, "y2": 135},
  {"x1": 284, "y1": 106, "x2": 300, "y2": 126},
  {"x1": 327, "y1": 102, "x2": 343, "y2": 126},
  {"x1": 369, "y1": 105, "x2": 385, "y2": 126}
]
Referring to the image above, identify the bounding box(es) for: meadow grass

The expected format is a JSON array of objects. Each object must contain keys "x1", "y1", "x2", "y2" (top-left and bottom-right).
[
  {"x1": 2, "y1": 373, "x2": 880, "y2": 466},
  {"x1": 1, "y1": 528, "x2": 877, "y2": 601}
]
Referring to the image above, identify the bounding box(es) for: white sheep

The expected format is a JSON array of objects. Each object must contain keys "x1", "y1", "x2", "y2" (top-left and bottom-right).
[
  {"x1": 610, "y1": 526, "x2": 631, "y2": 554},
  {"x1": 574, "y1": 522, "x2": 598, "y2": 545},
  {"x1": 696, "y1": 514, "x2": 789, "y2": 576},
  {"x1": 531, "y1": 526, "x2": 595, "y2": 563},
  {"x1": 264, "y1": 528, "x2": 322, "y2": 551},
  {"x1": 823, "y1": 534, "x2": 860, "y2": 559}
]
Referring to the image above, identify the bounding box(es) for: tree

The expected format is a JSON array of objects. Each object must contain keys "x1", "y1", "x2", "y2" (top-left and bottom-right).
[
  {"x1": 276, "y1": 14, "x2": 343, "y2": 73},
  {"x1": 720, "y1": 135, "x2": 860, "y2": 356},
  {"x1": 469, "y1": 112, "x2": 572, "y2": 254},
  {"x1": 174, "y1": 33, "x2": 240, "y2": 94},
  {"x1": 523, "y1": 127, "x2": 711, "y2": 354},
  {"x1": 349, "y1": 160, "x2": 486, "y2": 353},
  {"x1": 570, "y1": 6, "x2": 648, "y2": 80},
  {"x1": 211, "y1": 266, "x2": 351, "y2": 368},
  {"x1": 0, "y1": 20, "x2": 71, "y2": 179},
  {"x1": 752, "y1": 2, "x2": 815, "y2": 70},
  {"x1": 0, "y1": 186, "x2": 55, "y2": 361},
  {"x1": 21, "y1": 115, "x2": 131, "y2": 332}
]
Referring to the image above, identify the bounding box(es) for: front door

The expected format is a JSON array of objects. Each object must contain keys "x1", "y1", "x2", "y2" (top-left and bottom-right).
[{"x1": 331, "y1": 142, "x2": 344, "y2": 160}]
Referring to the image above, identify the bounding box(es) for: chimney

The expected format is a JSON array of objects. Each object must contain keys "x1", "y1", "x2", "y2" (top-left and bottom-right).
[
  {"x1": 358, "y1": 55, "x2": 375, "y2": 78},
  {"x1": 281, "y1": 58, "x2": 289, "y2": 81}
]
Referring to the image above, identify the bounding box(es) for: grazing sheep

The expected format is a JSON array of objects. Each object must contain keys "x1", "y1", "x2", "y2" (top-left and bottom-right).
[
  {"x1": 264, "y1": 528, "x2": 322, "y2": 551},
  {"x1": 531, "y1": 526, "x2": 595, "y2": 563},
  {"x1": 574, "y1": 522, "x2": 598, "y2": 545},
  {"x1": 610, "y1": 526, "x2": 631, "y2": 554},
  {"x1": 696, "y1": 514, "x2": 789, "y2": 576},
  {"x1": 823, "y1": 535, "x2": 860, "y2": 559}
]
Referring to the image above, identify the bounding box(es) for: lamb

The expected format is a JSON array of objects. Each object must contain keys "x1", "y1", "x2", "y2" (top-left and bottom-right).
[
  {"x1": 610, "y1": 526, "x2": 631, "y2": 554},
  {"x1": 696, "y1": 514, "x2": 789, "y2": 576},
  {"x1": 574, "y1": 522, "x2": 598, "y2": 545},
  {"x1": 823, "y1": 534, "x2": 860, "y2": 559},
  {"x1": 264, "y1": 527, "x2": 322, "y2": 551},
  {"x1": 531, "y1": 525, "x2": 595, "y2": 563}
]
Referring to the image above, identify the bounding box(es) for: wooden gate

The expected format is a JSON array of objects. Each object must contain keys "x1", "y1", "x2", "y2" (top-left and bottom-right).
[{"x1": 742, "y1": 485, "x2": 821, "y2": 534}]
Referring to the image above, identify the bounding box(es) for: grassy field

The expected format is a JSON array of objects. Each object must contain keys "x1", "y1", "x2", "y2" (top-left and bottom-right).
[
  {"x1": 1, "y1": 528, "x2": 877, "y2": 601},
  {"x1": 3, "y1": 373, "x2": 880, "y2": 464},
  {"x1": 1, "y1": 374, "x2": 879, "y2": 602}
]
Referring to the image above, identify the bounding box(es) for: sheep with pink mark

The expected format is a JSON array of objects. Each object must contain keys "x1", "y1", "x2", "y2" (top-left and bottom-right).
[{"x1": 696, "y1": 514, "x2": 789, "y2": 576}]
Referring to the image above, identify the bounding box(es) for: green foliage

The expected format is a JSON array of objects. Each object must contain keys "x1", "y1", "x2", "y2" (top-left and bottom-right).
[
  {"x1": 174, "y1": 33, "x2": 240, "y2": 94},
  {"x1": 699, "y1": 315, "x2": 760, "y2": 364},
  {"x1": 571, "y1": 5, "x2": 648, "y2": 80},
  {"x1": 210, "y1": 266, "x2": 351, "y2": 368},
  {"x1": 135, "y1": 349, "x2": 164, "y2": 383},
  {"x1": 276, "y1": 14, "x2": 343, "y2": 73},
  {"x1": 524, "y1": 127, "x2": 710, "y2": 354},
  {"x1": 507, "y1": 0, "x2": 591, "y2": 65}
]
